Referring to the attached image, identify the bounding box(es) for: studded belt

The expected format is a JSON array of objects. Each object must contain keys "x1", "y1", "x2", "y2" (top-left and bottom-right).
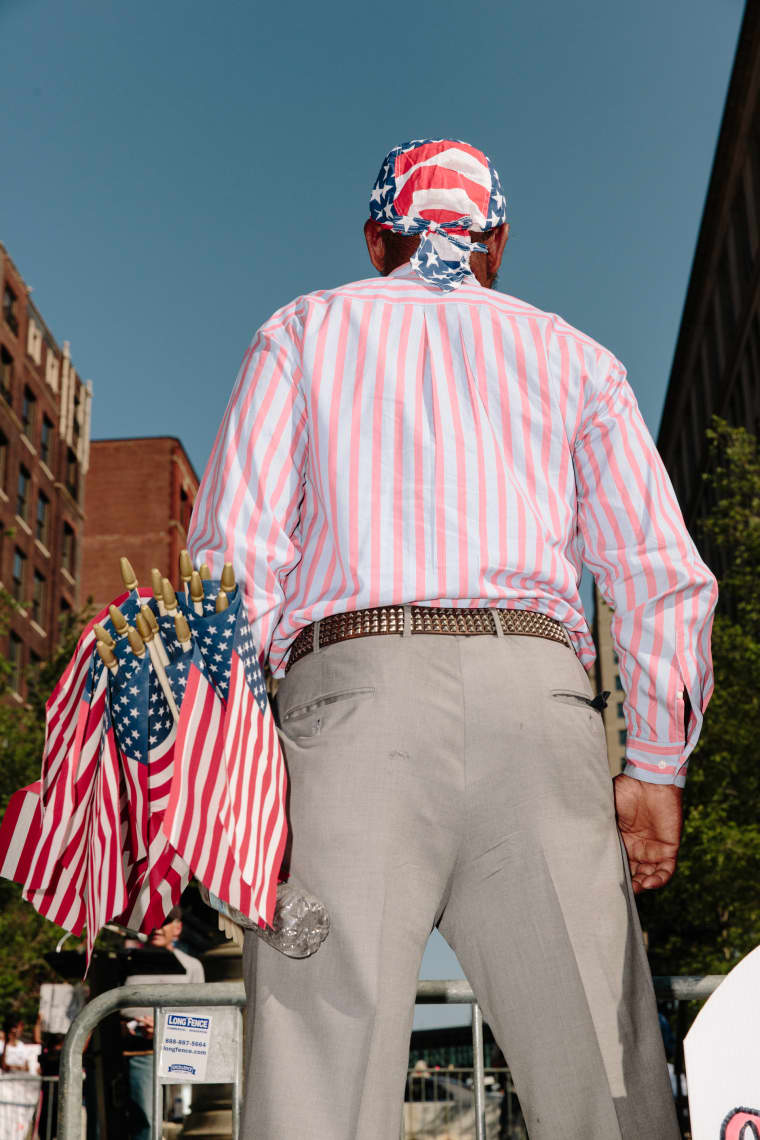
[{"x1": 285, "y1": 605, "x2": 571, "y2": 673}]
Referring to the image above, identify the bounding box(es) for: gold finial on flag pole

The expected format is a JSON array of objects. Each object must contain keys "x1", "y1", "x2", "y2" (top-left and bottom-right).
[
  {"x1": 135, "y1": 612, "x2": 154, "y2": 643},
  {"x1": 215, "y1": 591, "x2": 229, "y2": 613},
  {"x1": 94, "y1": 623, "x2": 115, "y2": 649},
  {"x1": 221, "y1": 563, "x2": 236, "y2": 593},
  {"x1": 174, "y1": 613, "x2": 192, "y2": 653},
  {"x1": 151, "y1": 568, "x2": 166, "y2": 616},
  {"x1": 140, "y1": 604, "x2": 170, "y2": 667},
  {"x1": 120, "y1": 557, "x2": 138, "y2": 594},
  {"x1": 199, "y1": 563, "x2": 211, "y2": 580},
  {"x1": 96, "y1": 641, "x2": 118, "y2": 674},
  {"x1": 179, "y1": 550, "x2": 193, "y2": 590},
  {"x1": 189, "y1": 571, "x2": 204, "y2": 616},
  {"x1": 162, "y1": 578, "x2": 178, "y2": 615},
  {"x1": 109, "y1": 605, "x2": 128, "y2": 638},
  {"x1": 127, "y1": 627, "x2": 146, "y2": 658}
]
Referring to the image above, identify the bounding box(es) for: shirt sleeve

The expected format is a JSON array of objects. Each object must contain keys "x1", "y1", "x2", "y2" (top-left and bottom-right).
[
  {"x1": 186, "y1": 314, "x2": 308, "y2": 663},
  {"x1": 573, "y1": 358, "x2": 718, "y2": 787}
]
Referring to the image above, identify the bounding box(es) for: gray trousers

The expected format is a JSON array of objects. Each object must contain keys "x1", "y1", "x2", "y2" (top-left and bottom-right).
[{"x1": 242, "y1": 632, "x2": 679, "y2": 1139}]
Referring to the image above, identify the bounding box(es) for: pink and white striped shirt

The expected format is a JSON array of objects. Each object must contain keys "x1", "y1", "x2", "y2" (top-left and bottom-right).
[{"x1": 188, "y1": 263, "x2": 717, "y2": 786}]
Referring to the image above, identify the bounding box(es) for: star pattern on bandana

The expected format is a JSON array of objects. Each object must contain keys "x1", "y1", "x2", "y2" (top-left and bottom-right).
[{"x1": 369, "y1": 138, "x2": 507, "y2": 292}]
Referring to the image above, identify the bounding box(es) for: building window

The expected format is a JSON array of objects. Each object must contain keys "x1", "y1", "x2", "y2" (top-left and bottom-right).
[
  {"x1": 32, "y1": 571, "x2": 46, "y2": 627},
  {"x1": 12, "y1": 547, "x2": 26, "y2": 602},
  {"x1": 72, "y1": 390, "x2": 80, "y2": 446},
  {"x1": 65, "y1": 447, "x2": 78, "y2": 500},
  {"x1": 618, "y1": 729, "x2": 627, "y2": 747},
  {"x1": 0, "y1": 346, "x2": 12, "y2": 404},
  {"x1": 17, "y1": 465, "x2": 30, "y2": 520},
  {"x1": 0, "y1": 430, "x2": 7, "y2": 492},
  {"x1": 616, "y1": 700, "x2": 624, "y2": 719},
  {"x1": 8, "y1": 632, "x2": 23, "y2": 693},
  {"x1": 3, "y1": 284, "x2": 19, "y2": 336},
  {"x1": 21, "y1": 386, "x2": 36, "y2": 439},
  {"x1": 180, "y1": 487, "x2": 192, "y2": 532},
  {"x1": 36, "y1": 492, "x2": 49, "y2": 546},
  {"x1": 62, "y1": 522, "x2": 75, "y2": 574},
  {"x1": 40, "y1": 415, "x2": 53, "y2": 465},
  {"x1": 614, "y1": 674, "x2": 623, "y2": 691}
]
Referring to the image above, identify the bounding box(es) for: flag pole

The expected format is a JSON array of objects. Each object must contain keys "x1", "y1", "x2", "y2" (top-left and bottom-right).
[
  {"x1": 140, "y1": 605, "x2": 169, "y2": 667},
  {"x1": 128, "y1": 624, "x2": 179, "y2": 723}
]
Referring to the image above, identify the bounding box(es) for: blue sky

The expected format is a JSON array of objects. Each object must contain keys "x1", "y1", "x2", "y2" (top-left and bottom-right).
[{"x1": 0, "y1": 0, "x2": 745, "y2": 1025}]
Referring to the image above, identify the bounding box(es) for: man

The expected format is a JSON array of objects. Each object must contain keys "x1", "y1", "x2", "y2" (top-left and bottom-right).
[
  {"x1": 187, "y1": 138, "x2": 717, "y2": 1139},
  {"x1": 122, "y1": 908, "x2": 204, "y2": 1138}
]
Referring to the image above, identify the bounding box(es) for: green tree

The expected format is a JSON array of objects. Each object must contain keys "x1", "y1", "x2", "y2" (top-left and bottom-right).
[
  {"x1": 638, "y1": 419, "x2": 760, "y2": 975},
  {"x1": 0, "y1": 593, "x2": 90, "y2": 1023}
]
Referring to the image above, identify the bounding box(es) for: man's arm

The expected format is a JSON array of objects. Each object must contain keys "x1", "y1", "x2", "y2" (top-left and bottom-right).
[
  {"x1": 573, "y1": 358, "x2": 718, "y2": 888},
  {"x1": 187, "y1": 312, "x2": 308, "y2": 663}
]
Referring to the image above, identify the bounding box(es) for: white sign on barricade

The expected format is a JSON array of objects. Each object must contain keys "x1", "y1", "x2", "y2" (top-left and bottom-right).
[
  {"x1": 684, "y1": 944, "x2": 760, "y2": 1140},
  {"x1": 157, "y1": 1006, "x2": 240, "y2": 1084}
]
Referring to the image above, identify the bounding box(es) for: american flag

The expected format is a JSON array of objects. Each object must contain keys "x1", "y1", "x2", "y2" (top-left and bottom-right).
[
  {"x1": 164, "y1": 588, "x2": 287, "y2": 927},
  {"x1": 105, "y1": 621, "x2": 190, "y2": 937},
  {"x1": 0, "y1": 580, "x2": 286, "y2": 959},
  {"x1": 0, "y1": 595, "x2": 129, "y2": 936},
  {"x1": 84, "y1": 697, "x2": 126, "y2": 959}
]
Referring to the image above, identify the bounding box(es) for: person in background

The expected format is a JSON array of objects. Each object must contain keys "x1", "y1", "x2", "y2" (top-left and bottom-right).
[
  {"x1": 121, "y1": 908, "x2": 204, "y2": 1139},
  {"x1": 0, "y1": 1016, "x2": 41, "y2": 1140}
]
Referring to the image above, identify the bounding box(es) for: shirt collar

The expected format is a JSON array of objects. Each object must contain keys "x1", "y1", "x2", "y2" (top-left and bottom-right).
[{"x1": 387, "y1": 261, "x2": 480, "y2": 288}]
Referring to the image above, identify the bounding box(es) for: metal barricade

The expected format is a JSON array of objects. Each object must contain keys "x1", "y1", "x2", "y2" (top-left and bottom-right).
[
  {"x1": 58, "y1": 981, "x2": 244, "y2": 1140},
  {"x1": 0, "y1": 1071, "x2": 57, "y2": 1140},
  {"x1": 57, "y1": 975, "x2": 724, "y2": 1140}
]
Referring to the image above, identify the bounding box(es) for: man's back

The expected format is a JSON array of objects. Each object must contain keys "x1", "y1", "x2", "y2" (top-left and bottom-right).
[
  {"x1": 191, "y1": 260, "x2": 713, "y2": 779},
  {"x1": 194, "y1": 264, "x2": 617, "y2": 670}
]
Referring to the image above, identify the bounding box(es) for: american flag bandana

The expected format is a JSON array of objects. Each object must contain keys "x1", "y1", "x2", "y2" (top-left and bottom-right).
[{"x1": 369, "y1": 138, "x2": 507, "y2": 291}]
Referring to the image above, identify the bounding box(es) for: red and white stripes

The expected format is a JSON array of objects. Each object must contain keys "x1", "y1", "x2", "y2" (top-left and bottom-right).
[{"x1": 188, "y1": 263, "x2": 718, "y2": 786}]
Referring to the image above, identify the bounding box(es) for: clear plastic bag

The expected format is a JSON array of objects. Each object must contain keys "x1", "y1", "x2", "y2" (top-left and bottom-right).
[{"x1": 199, "y1": 881, "x2": 330, "y2": 958}]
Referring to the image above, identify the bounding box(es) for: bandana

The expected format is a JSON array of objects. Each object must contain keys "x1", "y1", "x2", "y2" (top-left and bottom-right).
[{"x1": 369, "y1": 138, "x2": 507, "y2": 292}]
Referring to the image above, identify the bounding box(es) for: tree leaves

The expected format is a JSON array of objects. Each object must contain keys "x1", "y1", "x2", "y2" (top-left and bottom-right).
[
  {"x1": 0, "y1": 595, "x2": 91, "y2": 1022},
  {"x1": 638, "y1": 420, "x2": 760, "y2": 977}
]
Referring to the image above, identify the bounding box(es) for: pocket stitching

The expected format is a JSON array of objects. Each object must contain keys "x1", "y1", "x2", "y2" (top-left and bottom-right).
[
  {"x1": 281, "y1": 686, "x2": 375, "y2": 723},
  {"x1": 551, "y1": 690, "x2": 600, "y2": 711}
]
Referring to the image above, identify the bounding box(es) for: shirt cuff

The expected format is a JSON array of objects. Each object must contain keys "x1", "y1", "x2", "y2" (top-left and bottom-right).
[{"x1": 623, "y1": 738, "x2": 687, "y2": 788}]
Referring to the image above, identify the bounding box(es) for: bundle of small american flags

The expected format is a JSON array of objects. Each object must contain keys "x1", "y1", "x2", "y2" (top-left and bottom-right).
[{"x1": 0, "y1": 558, "x2": 287, "y2": 964}]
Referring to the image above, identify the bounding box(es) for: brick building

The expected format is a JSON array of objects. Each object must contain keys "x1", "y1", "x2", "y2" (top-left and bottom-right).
[
  {"x1": 0, "y1": 242, "x2": 92, "y2": 693},
  {"x1": 593, "y1": 1, "x2": 759, "y2": 768},
  {"x1": 81, "y1": 437, "x2": 199, "y2": 611}
]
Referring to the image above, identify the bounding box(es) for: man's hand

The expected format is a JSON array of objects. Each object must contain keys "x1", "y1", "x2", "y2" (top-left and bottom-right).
[{"x1": 613, "y1": 773, "x2": 683, "y2": 894}]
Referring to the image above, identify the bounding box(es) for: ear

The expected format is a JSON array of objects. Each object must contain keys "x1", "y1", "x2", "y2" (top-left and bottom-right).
[
  {"x1": 364, "y1": 218, "x2": 387, "y2": 274},
  {"x1": 485, "y1": 223, "x2": 509, "y2": 283}
]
